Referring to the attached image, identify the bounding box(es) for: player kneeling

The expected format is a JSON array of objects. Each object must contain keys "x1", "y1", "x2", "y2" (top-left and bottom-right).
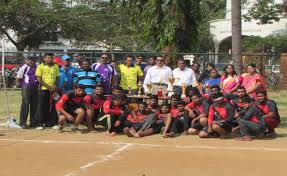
[
  {"x1": 237, "y1": 96, "x2": 266, "y2": 141},
  {"x1": 185, "y1": 93, "x2": 210, "y2": 137},
  {"x1": 56, "y1": 85, "x2": 86, "y2": 133},
  {"x1": 204, "y1": 92, "x2": 235, "y2": 139},
  {"x1": 123, "y1": 102, "x2": 149, "y2": 137},
  {"x1": 169, "y1": 101, "x2": 190, "y2": 136}
]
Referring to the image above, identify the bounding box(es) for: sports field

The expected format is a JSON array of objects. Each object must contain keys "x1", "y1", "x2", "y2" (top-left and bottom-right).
[{"x1": 0, "y1": 90, "x2": 287, "y2": 176}]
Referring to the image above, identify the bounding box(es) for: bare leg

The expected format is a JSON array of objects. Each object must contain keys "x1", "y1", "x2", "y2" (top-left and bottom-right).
[
  {"x1": 74, "y1": 108, "x2": 86, "y2": 127},
  {"x1": 86, "y1": 109, "x2": 96, "y2": 131},
  {"x1": 199, "y1": 117, "x2": 207, "y2": 126},
  {"x1": 138, "y1": 128, "x2": 154, "y2": 137},
  {"x1": 188, "y1": 128, "x2": 199, "y2": 135},
  {"x1": 163, "y1": 116, "x2": 173, "y2": 137},
  {"x1": 58, "y1": 115, "x2": 67, "y2": 133},
  {"x1": 198, "y1": 130, "x2": 209, "y2": 138},
  {"x1": 211, "y1": 123, "x2": 227, "y2": 138}
]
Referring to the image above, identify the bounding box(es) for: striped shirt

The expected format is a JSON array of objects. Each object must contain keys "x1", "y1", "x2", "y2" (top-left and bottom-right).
[{"x1": 74, "y1": 69, "x2": 102, "y2": 94}]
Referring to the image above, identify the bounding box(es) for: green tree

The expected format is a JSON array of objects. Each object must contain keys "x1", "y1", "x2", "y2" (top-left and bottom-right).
[
  {"x1": 112, "y1": 0, "x2": 203, "y2": 53},
  {"x1": 243, "y1": 0, "x2": 283, "y2": 24},
  {"x1": 0, "y1": 0, "x2": 105, "y2": 51}
]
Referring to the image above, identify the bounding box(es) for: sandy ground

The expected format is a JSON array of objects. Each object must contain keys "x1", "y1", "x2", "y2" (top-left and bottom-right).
[{"x1": 0, "y1": 127, "x2": 287, "y2": 176}]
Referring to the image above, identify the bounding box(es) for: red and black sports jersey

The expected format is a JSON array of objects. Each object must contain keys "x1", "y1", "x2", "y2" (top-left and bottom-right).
[
  {"x1": 255, "y1": 99, "x2": 280, "y2": 121},
  {"x1": 170, "y1": 108, "x2": 179, "y2": 118},
  {"x1": 208, "y1": 102, "x2": 235, "y2": 126},
  {"x1": 103, "y1": 100, "x2": 123, "y2": 116},
  {"x1": 83, "y1": 94, "x2": 106, "y2": 110},
  {"x1": 56, "y1": 91, "x2": 86, "y2": 112},
  {"x1": 185, "y1": 100, "x2": 210, "y2": 115},
  {"x1": 127, "y1": 111, "x2": 148, "y2": 123}
]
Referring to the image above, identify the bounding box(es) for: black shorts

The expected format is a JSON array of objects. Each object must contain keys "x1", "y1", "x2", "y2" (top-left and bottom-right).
[
  {"x1": 57, "y1": 106, "x2": 80, "y2": 117},
  {"x1": 151, "y1": 121, "x2": 165, "y2": 133},
  {"x1": 191, "y1": 121, "x2": 204, "y2": 130}
]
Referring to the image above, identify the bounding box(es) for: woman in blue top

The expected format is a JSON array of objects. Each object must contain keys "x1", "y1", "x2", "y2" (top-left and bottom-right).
[{"x1": 202, "y1": 68, "x2": 221, "y2": 95}]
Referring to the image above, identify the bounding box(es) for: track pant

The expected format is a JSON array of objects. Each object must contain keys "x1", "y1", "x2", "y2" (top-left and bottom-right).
[
  {"x1": 239, "y1": 119, "x2": 266, "y2": 136},
  {"x1": 36, "y1": 90, "x2": 58, "y2": 127},
  {"x1": 19, "y1": 86, "x2": 38, "y2": 126}
]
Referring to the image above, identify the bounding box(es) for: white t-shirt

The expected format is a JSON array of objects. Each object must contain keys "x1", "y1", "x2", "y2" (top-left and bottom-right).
[
  {"x1": 143, "y1": 65, "x2": 172, "y2": 92},
  {"x1": 172, "y1": 67, "x2": 196, "y2": 86}
]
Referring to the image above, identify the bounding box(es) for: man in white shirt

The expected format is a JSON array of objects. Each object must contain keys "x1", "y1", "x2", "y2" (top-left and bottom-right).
[
  {"x1": 143, "y1": 55, "x2": 172, "y2": 95},
  {"x1": 172, "y1": 58, "x2": 197, "y2": 96}
]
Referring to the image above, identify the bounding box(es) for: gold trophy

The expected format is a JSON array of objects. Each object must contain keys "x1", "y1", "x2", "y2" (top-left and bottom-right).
[
  {"x1": 137, "y1": 81, "x2": 143, "y2": 97},
  {"x1": 168, "y1": 76, "x2": 180, "y2": 95},
  {"x1": 146, "y1": 82, "x2": 153, "y2": 95},
  {"x1": 157, "y1": 79, "x2": 163, "y2": 97},
  {"x1": 181, "y1": 82, "x2": 187, "y2": 99}
]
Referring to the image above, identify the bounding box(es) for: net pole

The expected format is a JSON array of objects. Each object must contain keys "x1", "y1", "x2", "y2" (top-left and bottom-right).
[{"x1": 1, "y1": 36, "x2": 11, "y2": 119}]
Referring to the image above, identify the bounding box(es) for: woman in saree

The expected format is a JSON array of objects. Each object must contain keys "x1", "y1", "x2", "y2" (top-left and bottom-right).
[
  {"x1": 201, "y1": 68, "x2": 221, "y2": 95},
  {"x1": 220, "y1": 64, "x2": 243, "y2": 95},
  {"x1": 241, "y1": 64, "x2": 266, "y2": 98}
]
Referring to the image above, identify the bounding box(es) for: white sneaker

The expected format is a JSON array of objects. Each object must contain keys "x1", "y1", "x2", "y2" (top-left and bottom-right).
[
  {"x1": 52, "y1": 125, "x2": 59, "y2": 130},
  {"x1": 35, "y1": 126, "x2": 44, "y2": 130}
]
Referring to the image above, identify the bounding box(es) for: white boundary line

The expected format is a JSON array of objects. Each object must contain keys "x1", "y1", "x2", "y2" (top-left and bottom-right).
[
  {"x1": 65, "y1": 144, "x2": 133, "y2": 176},
  {"x1": 0, "y1": 138, "x2": 287, "y2": 152}
]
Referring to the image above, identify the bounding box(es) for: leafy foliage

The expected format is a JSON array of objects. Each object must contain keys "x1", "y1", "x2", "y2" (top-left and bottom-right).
[
  {"x1": 0, "y1": 0, "x2": 106, "y2": 51},
  {"x1": 243, "y1": 0, "x2": 283, "y2": 24}
]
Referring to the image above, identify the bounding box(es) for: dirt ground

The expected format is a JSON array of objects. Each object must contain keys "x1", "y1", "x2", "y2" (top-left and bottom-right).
[{"x1": 0, "y1": 127, "x2": 287, "y2": 176}]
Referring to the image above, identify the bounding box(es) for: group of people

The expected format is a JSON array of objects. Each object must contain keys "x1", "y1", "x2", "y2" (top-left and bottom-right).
[{"x1": 16, "y1": 53, "x2": 280, "y2": 141}]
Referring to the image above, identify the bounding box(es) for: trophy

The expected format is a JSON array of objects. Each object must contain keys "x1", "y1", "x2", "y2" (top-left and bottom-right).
[
  {"x1": 128, "y1": 86, "x2": 132, "y2": 95},
  {"x1": 192, "y1": 80, "x2": 200, "y2": 88},
  {"x1": 146, "y1": 82, "x2": 153, "y2": 95},
  {"x1": 137, "y1": 81, "x2": 143, "y2": 96},
  {"x1": 181, "y1": 82, "x2": 187, "y2": 99},
  {"x1": 157, "y1": 79, "x2": 163, "y2": 97},
  {"x1": 204, "y1": 83, "x2": 210, "y2": 94},
  {"x1": 168, "y1": 76, "x2": 180, "y2": 95}
]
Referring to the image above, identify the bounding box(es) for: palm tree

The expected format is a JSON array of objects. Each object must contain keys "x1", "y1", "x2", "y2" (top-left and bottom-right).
[{"x1": 231, "y1": 0, "x2": 243, "y2": 74}]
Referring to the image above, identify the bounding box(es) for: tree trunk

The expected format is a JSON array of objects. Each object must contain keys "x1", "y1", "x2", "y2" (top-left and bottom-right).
[
  {"x1": 231, "y1": 0, "x2": 242, "y2": 74},
  {"x1": 163, "y1": 45, "x2": 173, "y2": 66}
]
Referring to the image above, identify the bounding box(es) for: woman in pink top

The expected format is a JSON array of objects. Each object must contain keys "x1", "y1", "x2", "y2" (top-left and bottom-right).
[
  {"x1": 220, "y1": 64, "x2": 243, "y2": 94},
  {"x1": 241, "y1": 64, "x2": 266, "y2": 98}
]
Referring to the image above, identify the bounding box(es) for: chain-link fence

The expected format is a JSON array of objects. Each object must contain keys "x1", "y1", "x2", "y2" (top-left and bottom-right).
[{"x1": 0, "y1": 51, "x2": 283, "y2": 120}]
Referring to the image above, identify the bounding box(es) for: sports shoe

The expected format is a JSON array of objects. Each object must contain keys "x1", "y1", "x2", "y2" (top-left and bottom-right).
[
  {"x1": 20, "y1": 124, "x2": 29, "y2": 129},
  {"x1": 35, "y1": 126, "x2": 44, "y2": 130}
]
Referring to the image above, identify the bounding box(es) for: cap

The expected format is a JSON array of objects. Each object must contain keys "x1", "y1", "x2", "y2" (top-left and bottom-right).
[
  {"x1": 61, "y1": 54, "x2": 71, "y2": 61},
  {"x1": 53, "y1": 57, "x2": 64, "y2": 66}
]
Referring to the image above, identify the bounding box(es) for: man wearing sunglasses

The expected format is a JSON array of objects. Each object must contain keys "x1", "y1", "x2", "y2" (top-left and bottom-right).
[
  {"x1": 91, "y1": 53, "x2": 117, "y2": 95},
  {"x1": 143, "y1": 55, "x2": 172, "y2": 96}
]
